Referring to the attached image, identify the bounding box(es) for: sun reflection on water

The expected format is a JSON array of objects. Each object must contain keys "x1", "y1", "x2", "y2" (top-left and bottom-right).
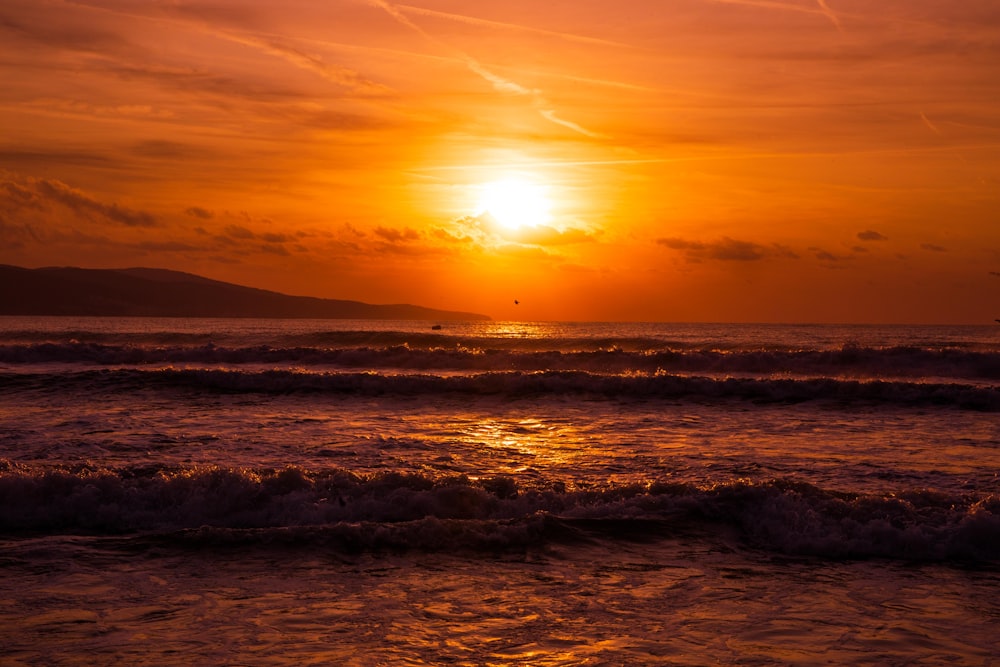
[
  {"x1": 475, "y1": 322, "x2": 556, "y2": 339},
  {"x1": 458, "y1": 417, "x2": 588, "y2": 475}
]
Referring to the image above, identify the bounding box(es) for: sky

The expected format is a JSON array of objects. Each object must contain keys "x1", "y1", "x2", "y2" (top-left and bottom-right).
[{"x1": 1, "y1": 0, "x2": 999, "y2": 323}]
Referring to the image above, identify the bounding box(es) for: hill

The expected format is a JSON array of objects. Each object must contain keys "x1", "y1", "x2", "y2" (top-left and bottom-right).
[{"x1": 0, "y1": 265, "x2": 491, "y2": 320}]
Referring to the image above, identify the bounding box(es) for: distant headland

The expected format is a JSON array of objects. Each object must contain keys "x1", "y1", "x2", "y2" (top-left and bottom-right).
[{"x1": 0, "y1": 265, "x2": 491, "y2": 320}]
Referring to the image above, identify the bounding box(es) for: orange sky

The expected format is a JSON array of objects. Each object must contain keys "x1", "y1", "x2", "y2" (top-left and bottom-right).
[{"x1": 2, "y1": 0, "x2": 999, "y2": 322}]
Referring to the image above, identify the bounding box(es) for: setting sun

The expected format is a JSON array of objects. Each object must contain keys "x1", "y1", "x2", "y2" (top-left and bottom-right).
[
  {"x1": 3, "y1": 2, "x2": 1000, "y2": 663},
  {"x1": 476, "y1": 178, "x2": 552, "y2": 230},
  {"x1": 0, "y1": 0, "x2": 998, "y2": 324}
]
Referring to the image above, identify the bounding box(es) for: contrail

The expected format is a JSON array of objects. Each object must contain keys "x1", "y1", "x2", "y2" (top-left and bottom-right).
[
  {"x1": 366, "y1": 0, "x2": 530, "y2": 96},
  {"x1": 463, "y1": 57, "x2": 535, "y2": 96},
  {"x1": 815, "y1": 0, "x2": 843, "y2": 32},
  {"x1": 218, "y1": 32, "x2": 386, "y2": 92},
  {"x1": 707, "y1": 0, "x2": 840, "y2": 29},
  {"x1": 395, "y1": 4, "x2": 632, "y2": 49},
  {"x1": 920, "y1": 112, "x2": 942, "y2": 135},
  {"x1": 539, "y1": 110, "x2": 604, "y2": 139},
  {"x1": 707, "y1": 0, "x2": 824, "y2": 17},
  {"x1": 56, "y1": 0, "x2": 386, "y2": 93},
  {"x1": 367, "y1": 0, "x2": 604, "y2": 138},
  {"x1": 253, "y1": 31, "x2": 653, "y2": 92}
]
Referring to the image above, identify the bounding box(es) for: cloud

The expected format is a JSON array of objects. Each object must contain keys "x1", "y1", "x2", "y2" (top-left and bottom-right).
[
  {"x1": 260, "y1": 232, "x2": 292, "y2": 244},
  {"x1": 857, "y1": 230, "x2": 888, "y2": 241},
  {"x1": 102, "y1": 61, "x2": 316, "y2": 107},
  {"x1": 393, "y1": 4, "x2": 630, "y2": 48},
  {"x1": 260, "y1": 243, "x2": 290, "y2": 256},
  {"x1": 508, "y1": 224, "x2": 597, "y2": 246},
  {"x1": 1, "y1": 180, "x2": 44, "y2": 210},
  {"x1": 342, "y1": 223, "x2": 367, "y2": 238},
  {"x1": 368, "y1": 0, "x2": 603, "y2": 138},
  {"x1": 21, "y1": 99, "x2": 174, "y2": 122},
  {"x1": 538, "y1": 109, "x2": 605, "y2": 139},
  {"x1": 494, "y1": 243, "x2": 554, "y2": 261},
  {"x1": 367, "y1": 237, "x2": 458, "y2": 257},
  {"x1": 706, "y1": 0, "x2": 848, "y2": 32},
  {"x1": 215, "y1": 31, "x2": 385, "y2": 93},
  {"x1": 224, "y1": 224, "x2": 255, "y2": 240},
  {"x1": 453, "y1": 213, "x2": 596, "y2": 247},
  {"x1": 432, "y1": 228, "x2": 475, "y2": 244},
  {"x1": 810, "y1": 247, "x2": 846, "y2": 262},
  {"x1": 0, "y1": 217, "x2": 33, "y2": 250},
  {"x1": 374, "y1": 226, "x2": 421, "y2": 243},
  {"x1": 920, "y1": 243, "x2": 947, "y2": 252},
  {"x1": 920, "y1": 112, "x2": 942, "y2": 135},
  {"x1": 0, "y1": 4, "x2": 133, "y2": 55},
  {"x1": 657, "y1": 236, "x2": 798, "y2": 262},
  {"x1": 989, "y1": 271, "x2": 1000, "y2": 278},
  {"x1": 0, "y1": 149, "x2": 114, "y2": 169},
  {"x1": 133, "y1": 240, "x2": 201, "y2": 252},
  {"x1": 39, "y1": 180, "x2": 157, "y2": 227},
  {"x1": 185, "y1": 207, "x2": 214, "y2": 219},
  {"x1": 1, "y1": 175, "x2": 157, "y2": 227},
  {"x1": 213, "y1": 221, "x2": 295, "y2": 251},
  {"x1": 13, "y1": 0, "x2": 386, "y2": 99},
  {"x1": 814, "y1": 0, "x2": 843, "y2": 32}
]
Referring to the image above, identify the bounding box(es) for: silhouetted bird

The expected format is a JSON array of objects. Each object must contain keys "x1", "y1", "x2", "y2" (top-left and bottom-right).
[{"x1": 514, "y1": 299, "x2": 519, "y2": 305}]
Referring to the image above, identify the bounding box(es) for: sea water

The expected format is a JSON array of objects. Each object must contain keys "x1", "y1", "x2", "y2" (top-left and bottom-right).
[{"x1": 0, "y1": 317, "x2": 998, "y2": 665}]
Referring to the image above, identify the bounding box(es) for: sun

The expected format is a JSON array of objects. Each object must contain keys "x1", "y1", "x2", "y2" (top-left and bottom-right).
[{"x1": 476, "y1": 178, "x2": 552, "y2": 230}]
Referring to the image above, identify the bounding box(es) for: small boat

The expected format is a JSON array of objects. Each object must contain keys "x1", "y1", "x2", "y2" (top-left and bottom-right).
[{"x1": 431, "y1": 324, "x2": 442, "y2": 330}]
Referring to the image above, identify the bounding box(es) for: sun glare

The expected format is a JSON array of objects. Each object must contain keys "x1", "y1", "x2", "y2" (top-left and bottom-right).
[{"x1": 477, "y1": 178, "x2": 552, "y2": 229}]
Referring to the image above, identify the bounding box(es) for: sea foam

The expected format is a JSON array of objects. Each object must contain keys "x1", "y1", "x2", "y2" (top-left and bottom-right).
[
  {"x1": 3, "y1": 367, "x2": 997, "y2": 409},
  {"x1": 1, "y1": 465, "x2": 997, "y2": 561}
]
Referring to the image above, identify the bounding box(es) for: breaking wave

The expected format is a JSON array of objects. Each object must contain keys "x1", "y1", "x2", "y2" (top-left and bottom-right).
[
  {"x1": 2, "y1": 341, "x2": 999, "y2": 380},
  {"x1": 2, "y1": 367, "x2": 997, "y2": 409},
  {"x1": 1, "y1": 464, "x2": 997, "y2": 562}
]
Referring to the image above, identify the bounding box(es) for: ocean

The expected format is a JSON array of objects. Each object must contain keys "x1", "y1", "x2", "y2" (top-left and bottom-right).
[{"x1": 1, "y1": 317, "x2": 998, "y2": 665}]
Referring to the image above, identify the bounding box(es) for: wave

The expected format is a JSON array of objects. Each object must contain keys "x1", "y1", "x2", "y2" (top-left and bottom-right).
[
  {"x1": 1, "y1": 465, "x2": 997, "y2": 562},
  {"x1": 2, "y1": 367, "x2": 997, "y2": 409},
  {"x1": 0, "y1": 329, "x2": 670, "y2": 352},
  {"x1": 2, "y1": 342, "x2": 999, "y2": 380}
]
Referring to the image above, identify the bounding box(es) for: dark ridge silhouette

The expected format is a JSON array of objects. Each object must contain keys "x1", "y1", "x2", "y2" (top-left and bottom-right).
[{"x1": 0, "y1": 265, "x2": 491, "y2": 320}]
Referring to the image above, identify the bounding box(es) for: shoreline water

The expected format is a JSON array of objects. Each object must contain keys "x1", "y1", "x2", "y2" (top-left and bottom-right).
[{"x1": 1, "y1": 317, "x2": 998, "y2": 663}]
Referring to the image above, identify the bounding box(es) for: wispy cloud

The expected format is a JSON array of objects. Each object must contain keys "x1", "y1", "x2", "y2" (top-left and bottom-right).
[
  {"x1": 51, "y1": 0, "x2": 387, "y2": 98},
  {"x1": 394, "y1": 4, "x2": 631, "y2": 48},
  {"x1": 1, "y1": 175, "x2": 157, "y2": 227},
  {"x1": 132, "y1": 240, "x2": 202, "y2": 252},
  {"x1": 512, "y1": 224, "x2": 597, "y2": 246},
  {"x1": 657, "y1": 236, "x2": 799, "y2": 262},
  {"x1": 920, "y1": 112, "x2": 942, "y2": 135},
  {"x1": 810, "y1": 247, "x2": 852, "y2": 262},
  {"x1": 538, "y1": 110, "x2": 604, "y2": 139},
  {"x1": 857, "y1": 230, "x2": 888, "y2": 241},
  {"x1": 449, "y1": 213, "x2": 596, "y2": 248},
  {"x1": 814, "y1": 0, "x2": 843, "y2": 32},
  {"x1": 462, "y1": 57, "x2": 534, "y2": 96},
  {"x1": 185, "y1": 207, "x2": 214, "y2": 220},
  {"x1": 705, "y1": 0, "x2": 834, "y2": 22},
  {"x1": 374, "y1": 226, "x2": 421, "y2": 243},
  {"x1": 367, "y1": 0, "x2": 604, "y2": 138},
  {"x1": 212, "y1": 31, "x2": 386, "y2": 93}
]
